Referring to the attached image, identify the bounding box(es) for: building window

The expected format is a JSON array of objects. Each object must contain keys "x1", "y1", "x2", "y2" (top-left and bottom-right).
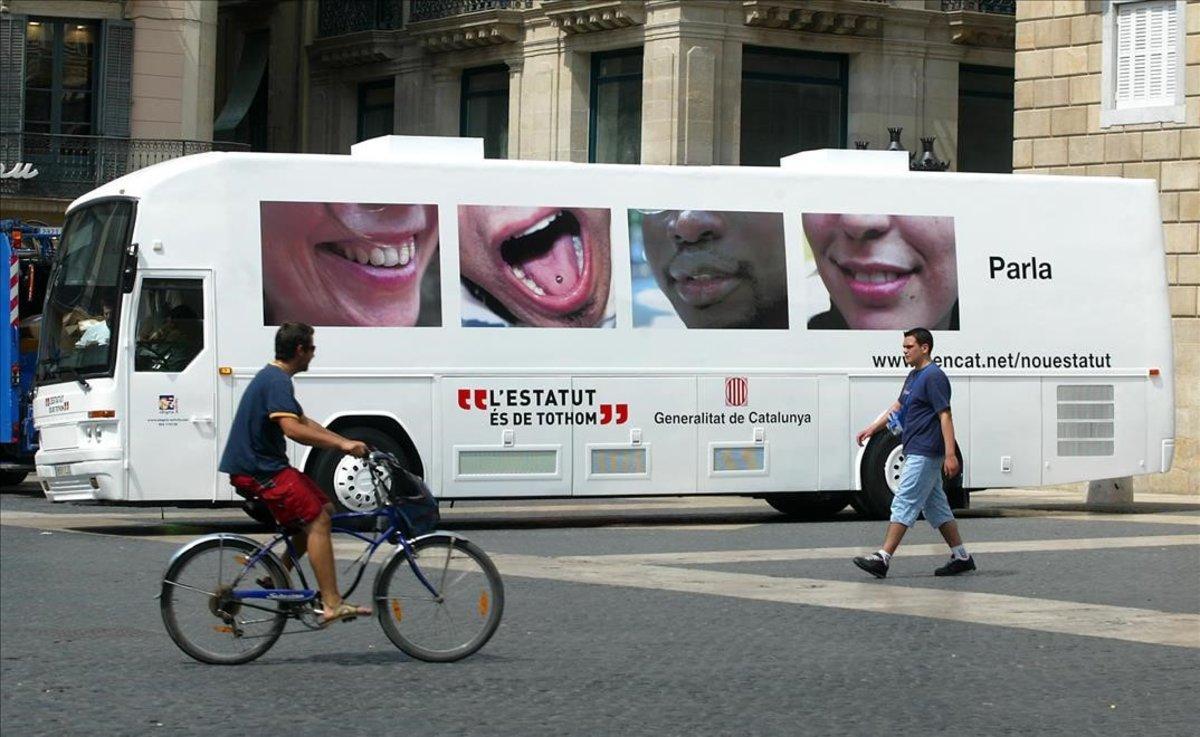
[
  {"x1": 590, "y1": 48, "x2": 643, "y2": 164},
  {"x1": 24, "y1": 18, "x2": 98, "y2": 136},
  {"x1": 740, "y1": 47, "x2": 846, "y2": 166},
  {"x1": 1101, "y1": 0, "x2": 1186, "y2": 127},
  {"x1": 461, "y1": 65, "x2": 509, "y2": 159},
  {"x1": 957, "y1": 65, "x2": 1014, "y2": 173},
  {"x1": 356, "y1": 79, "x2": 393, "y2": 142}
]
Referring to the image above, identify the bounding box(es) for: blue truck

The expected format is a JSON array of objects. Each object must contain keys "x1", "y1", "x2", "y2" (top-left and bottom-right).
[{"x1": 0, "y1": 220, "x2": 57, "y2": 487}]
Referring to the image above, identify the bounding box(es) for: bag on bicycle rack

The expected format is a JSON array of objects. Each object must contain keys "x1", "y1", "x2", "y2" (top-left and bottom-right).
[{"x1": 387, "y1": 468, "x2": 441, "y2": 537}]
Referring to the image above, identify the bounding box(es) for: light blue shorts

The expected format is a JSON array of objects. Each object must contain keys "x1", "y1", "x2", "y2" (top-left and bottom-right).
[{"x1": 890, "y1": 453, "x2": 955, "y2": 529}]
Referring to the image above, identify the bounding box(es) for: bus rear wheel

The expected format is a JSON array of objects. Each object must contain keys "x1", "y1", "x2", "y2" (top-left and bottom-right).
[
  {"x1": 310, "y1": 426, "x2": 412, "y2": 516},
  {"x1": 0, "y1": 471, "x2": 28, "y2": 487},
  {"x1": 856, "y1": 432, "x2": 964, "y2": 520},
  {"x1": 763, "y1": 492, "x2": 850, "y2": 520}
]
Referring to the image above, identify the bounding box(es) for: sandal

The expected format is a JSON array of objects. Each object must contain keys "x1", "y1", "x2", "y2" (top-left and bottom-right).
[{"x1": 319, "y1": 602, "x2": 372, "y2": 628}]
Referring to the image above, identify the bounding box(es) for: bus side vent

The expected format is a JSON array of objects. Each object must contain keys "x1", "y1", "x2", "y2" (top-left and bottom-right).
[
  {"x1": 1056, "y1": 384, "x2": 1115, "y2": 457},
  {"x1": 713, "y1": 447, "x2": 766, "y2": 472},
  {"x1": 590, "y1": 448, "x2": 647, "y2": 475},
  {"x1": 458, "y1": 449, "x2": 557, "y2": 476}
]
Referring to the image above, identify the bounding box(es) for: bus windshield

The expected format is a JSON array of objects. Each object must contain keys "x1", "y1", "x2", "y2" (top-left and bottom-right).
[{"x1": 37, "y1": 199, "x2": 134, "y2": 384}]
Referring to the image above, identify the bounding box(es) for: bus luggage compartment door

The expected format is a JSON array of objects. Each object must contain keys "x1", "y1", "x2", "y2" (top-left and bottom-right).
[
  {"x1": 126, "y1": 273, "x2": 217, "y2": 501},
  {"x1": 572, "y1": 376, "x2": 697, "y2": 496},
  {"x1": 697, "y1": 376, "x2": 819, "y2": 493},
  {"x1": 441, "y1": 377, "x2": 574, "y2": 497}
]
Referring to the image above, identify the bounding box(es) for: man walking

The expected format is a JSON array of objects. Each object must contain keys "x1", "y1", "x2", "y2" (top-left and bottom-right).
[
  {"x1": 219, "y1": 322, "x2": 373, "y2": 625},
  {"x1": 853, "y1": 328, "x2": 976, "y2": 578}
]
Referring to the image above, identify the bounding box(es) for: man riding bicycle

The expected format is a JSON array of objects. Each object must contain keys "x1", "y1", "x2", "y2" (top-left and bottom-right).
[{"x1": 218, "y1": 322, "x2": 372, "y2": 626}]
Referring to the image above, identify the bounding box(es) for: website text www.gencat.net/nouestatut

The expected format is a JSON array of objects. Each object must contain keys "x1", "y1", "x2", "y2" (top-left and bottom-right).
[{"x1": 871, "y1": 352, "x2": 1114, "y2": 370}]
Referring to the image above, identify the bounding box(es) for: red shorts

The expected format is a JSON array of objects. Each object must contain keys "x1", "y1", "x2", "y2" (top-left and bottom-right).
[{"x1": 230, "y1": 468, "x2": 330, "y2": 529}]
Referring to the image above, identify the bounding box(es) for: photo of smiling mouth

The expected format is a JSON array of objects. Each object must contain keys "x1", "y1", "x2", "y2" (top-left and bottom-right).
[
  {"x1": 318, "y1": 236, "x2": 418, "y2": 270},
  {"x1": 498, "y1": 210, "x2": 587, "y2": 304}
]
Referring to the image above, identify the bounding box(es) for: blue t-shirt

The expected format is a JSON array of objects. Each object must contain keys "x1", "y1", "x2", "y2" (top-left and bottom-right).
[
  {"x1": 897, "y1": 362, "x2": 952, "y2": 457},
  {"x1": 218, "y1": 364, "x2": 304, "y2": 478}
]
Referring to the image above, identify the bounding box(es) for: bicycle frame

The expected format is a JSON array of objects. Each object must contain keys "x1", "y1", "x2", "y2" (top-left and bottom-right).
[{"x1": 229, "y1": 503, "x2": 443, "y2": 607}]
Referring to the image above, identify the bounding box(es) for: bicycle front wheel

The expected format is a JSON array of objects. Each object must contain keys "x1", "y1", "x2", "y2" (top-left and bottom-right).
[
  {"x1": 160, "y1": 536, "x2": 290, "y2": 665},
  {"x1": 375, "y1": 535, "x2": 504, "y2": 662}
]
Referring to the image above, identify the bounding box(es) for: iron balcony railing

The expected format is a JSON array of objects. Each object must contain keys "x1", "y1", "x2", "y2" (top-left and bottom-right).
[
  {"x1": 316, "y1": 0, "x2": 404, "y2": 38},
  {"x1": 941, "y1": 0, "x2": 1016, "y2": 13},
  {"x1": 410, "y1": 0, "x2": 534, "y2": 23},
  {"x1": 0, "y1": 132, "x2": 250, "y2": 200}
]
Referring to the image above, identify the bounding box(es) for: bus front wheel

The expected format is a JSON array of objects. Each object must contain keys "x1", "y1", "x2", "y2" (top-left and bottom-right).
[
  {"x1": 310, "y1": 426, "x2": 412, "y2": 515},
  {"x1": 857, "y1": 432, "x2": 964, "y2": 520}
]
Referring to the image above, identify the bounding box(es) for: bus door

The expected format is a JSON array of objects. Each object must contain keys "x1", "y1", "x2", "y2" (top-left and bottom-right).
[{"x1": 126, "y1": 273, "x2": 217, "y2": 501}]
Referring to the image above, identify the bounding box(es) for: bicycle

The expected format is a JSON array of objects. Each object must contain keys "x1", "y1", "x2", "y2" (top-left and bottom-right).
[{"x1": 159, "y1": 451, "x2": 504, "y2": 664}]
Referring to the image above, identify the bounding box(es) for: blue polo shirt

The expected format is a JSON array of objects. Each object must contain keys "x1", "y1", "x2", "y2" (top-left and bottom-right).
[
  {"x1": 218, "y1": 364, "x2": 303, "y2": 478},
  {"x1": 897, "y1": 362, "x2": 952, "y2": 457}
]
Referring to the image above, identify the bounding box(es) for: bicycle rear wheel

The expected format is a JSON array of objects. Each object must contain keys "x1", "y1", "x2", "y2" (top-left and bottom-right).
[
  {"x1": 160, "y1": 536, "x2": 290, "y2": 665},
  {"x1": 375, "y1": 535, "x2": 504, "y2": 662}
]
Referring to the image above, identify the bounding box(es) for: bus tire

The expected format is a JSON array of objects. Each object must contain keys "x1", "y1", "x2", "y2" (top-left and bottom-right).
[
  {"x1": 0, "y1": 471, "x2": 28, "y2": 487},
  {"x1": 856, "y1": 432, "x2": 965, "y2": 521},
  {"x1": 310, "y1": 426, "x2": 412, "y2": 517},
  {"x1": 763, "y1": 492, "x2": 850, "y2": 520}
]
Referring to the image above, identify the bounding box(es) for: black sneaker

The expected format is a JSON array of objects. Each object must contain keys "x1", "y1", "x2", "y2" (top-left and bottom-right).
[
  {"x1": 853, "y1": 554, "x2": 889, "y2": 579},
  {"x1": 935, "y1": 556, "x2": 976, "y2": 576}
]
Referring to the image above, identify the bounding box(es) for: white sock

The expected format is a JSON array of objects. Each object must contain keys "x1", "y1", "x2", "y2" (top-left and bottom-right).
[
  {"x1": 951, "y1": 544, "x2": 969, "y2": 560},
  {"x1": 876, "y1": 550, "x2": 892, "y2": 564}
]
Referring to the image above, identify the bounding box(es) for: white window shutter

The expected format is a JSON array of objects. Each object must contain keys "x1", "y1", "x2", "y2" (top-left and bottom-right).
[{"x1": 1115, "y1": 0, "x2": 1178, "y2": 108}]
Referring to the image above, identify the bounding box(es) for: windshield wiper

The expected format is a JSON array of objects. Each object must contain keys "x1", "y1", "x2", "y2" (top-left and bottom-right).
[{"x1": 54, "y1": 367, "x2": 92, "y2": 393}]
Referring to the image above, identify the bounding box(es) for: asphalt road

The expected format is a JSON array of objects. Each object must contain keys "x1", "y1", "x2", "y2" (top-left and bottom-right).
[{"x1": 1, "y1": 481, "x2": 1198, "y2": 737}]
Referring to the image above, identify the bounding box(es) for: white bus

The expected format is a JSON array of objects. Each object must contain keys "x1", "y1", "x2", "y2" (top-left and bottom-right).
[{"x1": 32, "y1": 137, "x2": 1175, "y2": 519}]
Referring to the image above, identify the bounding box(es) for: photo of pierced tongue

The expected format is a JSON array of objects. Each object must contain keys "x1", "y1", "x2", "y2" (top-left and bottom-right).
[{"x1": 458, "y1": 205, "x2": 613, "y2": 328}]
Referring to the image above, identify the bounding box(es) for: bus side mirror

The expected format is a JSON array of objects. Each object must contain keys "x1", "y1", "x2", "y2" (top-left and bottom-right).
[{"x1": 121, "y1": 242, "x2": 139, "y2": 293}]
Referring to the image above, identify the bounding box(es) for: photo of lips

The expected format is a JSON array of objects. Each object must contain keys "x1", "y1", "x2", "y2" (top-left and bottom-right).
[
  {"x1": 458, "y1": 205, "x2": 614, "y2": 328},
  {"x1": 633, "y1": 209, "x2": 788, "y2": 329},
  {"x1": 261, "y1": 202, "x2": 441, "y2": 327},
  {"x1": 802, "y1": 212, "x2": 958, "y2": 331}
]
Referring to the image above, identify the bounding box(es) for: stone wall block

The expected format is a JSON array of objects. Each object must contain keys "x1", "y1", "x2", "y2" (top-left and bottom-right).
[
  {"x1": 1086, "y1": 163, "x2": 1123, "y2": 176},
  {"x1": 1123, "y1": 161, "x2": 1161, "y2": 185},
  {"x1": 1017, "y1": 1, "x2": 1055, "y2": 21},
  {"x1": 1013, "y1": 139, "x2": 1033, "y2": 168},
  {"x1": 1033, "y1": 137, "x2": 1068, "y2": 166},
  {"x1": 1087, "y1": 41, "x2": 1102, "y2": 73},
  {"x1": 1052, "y1": 46, "x2": 1089, "y2": 76},
  {"x1": 1052, "y1": 105, "x2": 1088, "y2": 135},
  {"x1": 1015, "y1": 80, "x2": 1034, "y2": 109},
  {"x1": 1180, "y1": 254, "x2": 1200, "y2": 285},
  {"x1": 1035, "y1": 18, "x2": 1072, "y2": 48},
  {"x1": 1068, "y1": 134, "x2": 1104, "y2": 164},
  {"x1": 1180, "y1": 192, "x2": 1200, "y2": 222},
  {"x1": 1053, "y1": 0, "x2": 1086, "y2": 16},
  {"x1": 1015, "y1": 108, "x2": 1052, "y2": 138},
  {"x1": 1162, "y1": 160, "x2": 1200, "y2": 191},
  {"x1": 1168, "y1": 285, "x2": 1198, "y2": 316},
  {"x1": 1016, "y1": 22, "x2": 1036, "y2": 50},
  {"x1": 1165, "y1": 223, "x2": 1200, "y2": 254},
  {"x1": 1070, "y1": 13, "x2": 1099, "y2": 44},
  {"x1": 1035, "y1": 78, "x2": 1070, "y2": 107},
  {"x1": 1069, "y1": 73, "x2": 1100, "y2": 104},
  {"x1": 1167, "y1": 254, "x2": 1179, "y2": 283},
  {"x1": 1187, "y1": 34, "x2": 1200, "y2": 66},
  {"x1": 1143, "y1": 130, "x2": 1182, "y2": 160},
  {"x1": 1182, "y1": 129, "x2": 1200, "y2": 158},
  {"x1": 1162, "y1": 192, "x2": 1180, "y2": 222},
  {"x1": 1104, "y1": 132, "x2": 1142, "y2": 162},
  {"x1": 1016, "y1": 49, "x2": 1054, "y2": 80}
]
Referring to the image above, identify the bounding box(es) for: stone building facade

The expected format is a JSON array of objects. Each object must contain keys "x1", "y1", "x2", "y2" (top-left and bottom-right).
[
  {"x1": 1013, "y1": 0, "x2": 1198, "y2": 493},
  {"x1": 0, "y1": 0, "x2": 220, "y2": 222},
  {"x1": 304, "y1": 0, "x2": 1016, "y2": 169}
]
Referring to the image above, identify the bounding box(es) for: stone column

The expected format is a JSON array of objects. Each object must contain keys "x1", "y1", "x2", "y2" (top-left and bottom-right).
[
  {"x1": 504, "y1": 57, "x2": 525, "y2": 160},
  {"x1": 430, "y1": 67, "x2": 461, "y2": 137}
]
